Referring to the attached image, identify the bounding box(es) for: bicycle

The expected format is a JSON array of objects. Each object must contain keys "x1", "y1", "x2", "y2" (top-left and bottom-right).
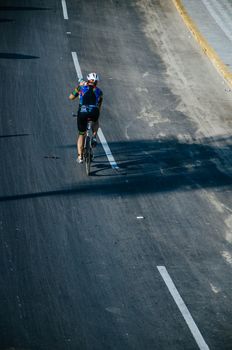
[
  {"x1": 72, "y1": 113, "x2": 95, "y2": 176},
  {"x1": 83, "y1": 118, "x2": 94, "y2": 176}
]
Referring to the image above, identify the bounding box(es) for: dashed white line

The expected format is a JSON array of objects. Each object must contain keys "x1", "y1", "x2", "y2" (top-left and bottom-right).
[
  {"x1": 61, "y1": 0, "x2": 69, "y2": 20},
  {"x1": 157, "y1": 266, "x2": 210, "y2": 350},
  {"x1": 71, "y1": 52, "x2": 119, "y2": 170}
]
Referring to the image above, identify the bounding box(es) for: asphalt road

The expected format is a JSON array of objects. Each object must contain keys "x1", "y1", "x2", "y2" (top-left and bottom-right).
[{"x1": 0, "y1": 0, "x2": 232, "y2": 349}]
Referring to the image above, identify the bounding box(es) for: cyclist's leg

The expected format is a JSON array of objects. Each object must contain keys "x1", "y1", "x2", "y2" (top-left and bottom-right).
[
  {"x1": 92, "y1": 111, "x2": 100, "y2": 137},
  {"x1": 93, "y1": 120, "x2": 99, "y2": 137},
  {"x1": 77, "y1": 133, "x2": 85, "y2": 159}
]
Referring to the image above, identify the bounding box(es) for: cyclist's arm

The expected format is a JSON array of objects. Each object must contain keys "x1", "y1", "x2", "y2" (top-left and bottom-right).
[
  {"x1": 69, "y1": 87, "x2": 79, "y2": 100},
  {"x1": 69, "y1": 93, "x2": 76, "y2": 100},
  {"x1": 69, "y1": 81, "x2": 86, "y2": 100}
]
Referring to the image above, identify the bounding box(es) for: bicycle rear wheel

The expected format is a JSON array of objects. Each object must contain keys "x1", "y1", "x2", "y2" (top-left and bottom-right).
[{"x1": 84, "y1": 136, "x2": 91, "y2": 176}]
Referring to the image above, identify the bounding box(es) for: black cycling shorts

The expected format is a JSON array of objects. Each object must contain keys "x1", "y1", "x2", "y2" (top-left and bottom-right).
[{"x1": 77, "y1": 107, "x2": 99, "y2": 133}]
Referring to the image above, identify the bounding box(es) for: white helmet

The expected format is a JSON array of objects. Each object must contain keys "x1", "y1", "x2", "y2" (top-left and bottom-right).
[{"x1": 87, "y1": 72, "x2": 99, "y2": 82}]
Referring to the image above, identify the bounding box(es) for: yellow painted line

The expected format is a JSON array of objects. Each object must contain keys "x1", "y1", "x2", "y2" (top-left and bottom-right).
[{"x1": 172, "y1": 0, "x2": 232, "y2": 87}]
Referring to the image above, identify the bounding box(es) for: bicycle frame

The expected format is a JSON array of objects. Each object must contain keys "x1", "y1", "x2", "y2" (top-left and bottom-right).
[{"x1": 84, "y1": 120, "x2": 93, "y2": 147}]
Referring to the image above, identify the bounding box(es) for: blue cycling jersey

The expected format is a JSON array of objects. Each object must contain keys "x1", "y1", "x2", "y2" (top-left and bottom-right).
[{"x1": 72, "y1": 84, "x2": 103, "y2": 109}]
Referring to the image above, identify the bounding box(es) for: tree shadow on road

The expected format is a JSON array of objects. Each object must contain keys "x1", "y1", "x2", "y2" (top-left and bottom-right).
[
  {"x1": 0, "y1": 53, "x2": 39, "y2": 59},
  {"x1": 0, "y1": 133, "x2": 31, "y2": 138},
  {"x1": 1, "y1": 135, "x2": 232, "y2": 201},
  {"x1": 0, "y1": 6, "x2": 52, "y2": 11},
  {"x1": 0, "y1": 19, "x2": 14, "y2": 22}
]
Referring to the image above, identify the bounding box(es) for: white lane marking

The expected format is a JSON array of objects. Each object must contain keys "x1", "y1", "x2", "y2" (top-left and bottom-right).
[
  {"x1": 157, "y1": 266, "x2": 210, "y2": 350},
  {"x1": 221, "y1": 250, "x2": 232, "y2": 266},
  {"x1": 61, "y1": 0, "x2": 69, "y2": 20},
  {"x1": 98, "y1": 128, "x2": 119, "y2": 169},
  {"x1": 71, "y1": 52, "x2": 119, "y2": 170},
  {"x1": 209, "y1": 283, "x2": 220, "y2": 294},
  {"x1": 71, "y1": 52, "x2": 83, "y2": 80}
]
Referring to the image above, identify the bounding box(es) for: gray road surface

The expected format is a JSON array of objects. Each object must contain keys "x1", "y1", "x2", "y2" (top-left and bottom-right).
[{"x1": 0, "y1": 0, "x2": 232, "y2": 349}]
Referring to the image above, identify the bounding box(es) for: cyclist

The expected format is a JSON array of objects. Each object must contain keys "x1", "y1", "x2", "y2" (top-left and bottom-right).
[{"x1": 69, "y1": 73, "x2": 103, "y2": 163}]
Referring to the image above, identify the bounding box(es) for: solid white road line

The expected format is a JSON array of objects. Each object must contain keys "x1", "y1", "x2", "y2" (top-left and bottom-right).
[
  {"x1": 71, "y1": 52, "x2": 83, "y2": 80},
  {"x1": 61, "y1": 0, "x2": 69, "y2": 20},
  {"x1": 97, "y1": 128, "x2": 119, "y2": 169},
  {"x1": 71, "y1": 51, "x2": 119, "y2": 170},
  {"x1": 157, "y1": 266, "x2": 210, "y2": 350}
]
